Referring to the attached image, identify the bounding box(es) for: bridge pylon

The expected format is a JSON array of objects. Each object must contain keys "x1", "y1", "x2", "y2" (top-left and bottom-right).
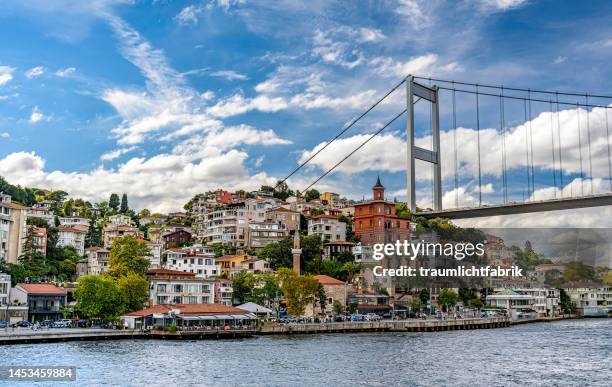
[{"x1": 406, "y1": 75, "x2": 442, "y2": 212}]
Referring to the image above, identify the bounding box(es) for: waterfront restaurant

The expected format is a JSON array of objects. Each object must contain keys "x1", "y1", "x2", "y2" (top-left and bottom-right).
[{"x1": 121, "y1": 303, "x2": 257, "y2": 330}]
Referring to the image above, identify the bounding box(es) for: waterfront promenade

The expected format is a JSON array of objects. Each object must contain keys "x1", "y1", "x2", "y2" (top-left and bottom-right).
[{"x1": 0, "y1": 317, "x2": 510, "y2": 344}]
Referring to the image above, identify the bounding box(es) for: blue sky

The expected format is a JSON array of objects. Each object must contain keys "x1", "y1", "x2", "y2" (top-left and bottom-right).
[{"x1": 1, "y1": 0, "x2": 612, "y2": 227}]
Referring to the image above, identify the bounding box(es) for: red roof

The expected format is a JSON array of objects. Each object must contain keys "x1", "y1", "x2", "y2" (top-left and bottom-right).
[
  {"x1": 0, "y1": 201, "x2": 28, "y2": 210},
  {"x1": 314, "y1": 275, "x2": 345, "y2": 285},
  {"x1": 124, "y1": 303, "x2": 248, "y2": 317},
  {"x1": 311, "y1": 214, "x2": 338, "y2": 220},
  {"x1": 147, "y1": 268, "x2": 196, "y2": 277},
  {"x1": 17, "y1": 283, "x2": 66, "y2": 295}
]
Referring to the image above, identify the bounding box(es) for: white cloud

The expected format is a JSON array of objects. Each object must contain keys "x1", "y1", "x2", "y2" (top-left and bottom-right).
[
  {"x1": 0, "y1": 66, "x2": 15, "y2": 86},
  {"x1": 55, "y1": 67, "x2": 76, "y2": 77},
  {"x1": 312, "y1": 29, "x2": 365, "y2": 69},
  {"x1": 25, "y1": 66, "x2": 45, "y2": 79},
  {"x1": 0, "y1": 150, "x2": 277, "y2": 213},
  {"x1": 478, "y1": 0, "x2": 527, "y2": 12},
  {"x1": 553, "y1": 56, "x2": 567, "y2": 65},
  {"x1": 395, "y1": 0, "x2": 430, "y2": 29},
  {"x1": 371, "y1": 53, "x2": 462, "y2": 78},
  {"x1": 174, "y1": 5, "x2": 203, "y2": 26},
  {"x1": 0, "y1": 132, "x2": 9, "y2": 138},
  {"x1": 29, "y1": 107, "x2": 47, "y2": 123},
  {"x1": 100, "y1": 146, "x2": 137, "y2": 162},
  {"x1": 210, "y1": 70, "x2": 249, "y2": 81}
]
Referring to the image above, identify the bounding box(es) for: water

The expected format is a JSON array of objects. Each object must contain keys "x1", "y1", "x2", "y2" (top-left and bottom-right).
[{"x1": 1, "y1": 319, "x2": 610, "y2": 386}]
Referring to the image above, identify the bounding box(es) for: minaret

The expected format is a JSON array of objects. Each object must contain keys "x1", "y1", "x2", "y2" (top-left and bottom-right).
[{"x1": 291, "y1": 231, "x2": 302, "y2": 274}]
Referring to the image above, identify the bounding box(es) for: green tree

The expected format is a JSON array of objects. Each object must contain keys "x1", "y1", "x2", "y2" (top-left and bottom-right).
[
  {"x1": 276, "y1": 268, "x2": 320, "y2": 316},
  {"x1": 458, "y1": 288, "x2": 477, "y2": 306},
  {"x1": 232, "y1": 269, "x2": 254, "y2": 304},
  {"x1": 309, "y1": 208, "x2": 325, "y2": 217},
  {"x1": 248, "y1": 272, "x2": 280, "y2": 307},
  {"x1": 74, "y1": 275, "x2": 125, "y2": 322},
  {"x1": 558, "y1": 288, "x2": 576, "y2": 314},
  {"x1": 120, "y1": 193, "x2": 129, "y2": 213},
  {"x1": 107, "y1": 235, "x2": 151, "y2": 278},
  {"x1": 109, "y1": 193, "x2": 120, "y2": 212},
  {"x1": 257, "y1": 237, "x2": 292, "y2": 269},
  {"x1": 544, "y1": 269, "x2": 564, "y2": 287},
  {"x1": 304, "y1": 189, "x2": 320, "y2": 202},
  {"x1": 563, "y1": 261, "x2": 596, "y2": 283},
  {"x1": 437, "y1": 288, "x2": 458, "y2": 312},
  {"x1": 332, "y1": 299, "x2": 345, "y2": 316},
  {"x1": 419, "y1": 288, "x2": 430, "y2": 304},
  {"x1": 116, "y1": 272, "x2": 149, "y2": 312},
  {"x1": 410, "y1": 297, "x2": 421, "y2": 313}
]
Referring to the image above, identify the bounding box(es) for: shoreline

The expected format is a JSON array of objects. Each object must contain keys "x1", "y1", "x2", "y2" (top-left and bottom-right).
[{"x1": 2, "y1": 315, "x2": 601, "y2": 345}]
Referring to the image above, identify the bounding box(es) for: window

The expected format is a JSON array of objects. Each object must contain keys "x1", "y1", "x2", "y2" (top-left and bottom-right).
[{"x1": 157, "y1": 284, "x2": 167, "y2": 292}]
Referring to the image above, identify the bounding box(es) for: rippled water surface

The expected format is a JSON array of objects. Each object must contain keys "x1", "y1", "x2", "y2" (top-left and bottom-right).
[{"x1": 1, "y1": 319, "x2": 610, "y2": 386}]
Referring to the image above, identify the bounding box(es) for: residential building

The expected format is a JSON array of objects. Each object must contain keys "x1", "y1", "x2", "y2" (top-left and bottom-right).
[
  {"x1": 77, "y1": 247, "x2": 111, "y2": 276},
  {"x1": 532, "y1": 263, "x2": 564, "y2": 283},
  {"x1": 147, "y1": 269, "x2": 215, "y2": 306},
  {"x1": 486, "y1": 289, "x2": 537, "y2": 320},
  {"x1": 102, "y1": 224, "x2": 141, "y2": 248},
  {"x1": 146, "y1": 242, "x2": 162, "y2": 268},
  {"x1": 323, "y1": 240, "x2": 355, "y2": 260},
  {"x1": 57, "y1": 224, "x2": 88, "y2": 256},
  {"x1": 241, "y1": 258, "x2": 272, "y2": 275},
  {"x1": 215, "y1": 279, "x2": 234, "y2": 306},
  {"x1": 161, "y1": 229, "x2": 193, "y2": 249},
  {"x1": 265, "y1": 207, "x2": 300, "y2": 234},
  {"x1": 203, "y1": 204, "x2": 249, "y2": 247},
  {"x1": 29, "y1": 226, "x2": 47, "y2": 256},
  {"x1": 306, "y1": 275, "x2": 347, "y2": 316},
  {"x1": 107, "y1": 213, "x2": 134, "y2": 225},
  {"x1": 11, "y1": 283, "x2": 67, "y2": 322},
  {"x1": 0, "y1": 273, "x2": 28, "y2": 323},
  {"x1": 26, "y1": 206, "x2": 54, "y2": 226},
  {"x1": 564, "y1": 282, "x2": 612, "y2": 316},
  {"x1": 59, "y1": 216, "x2": 91, "y2": 227},
  {"x1": 217, "y1": 255, "x2": 254, "y2": 278},
  {"x1": 353, "y1": 177, "x2": 411, "y2": 245},
  {"x1": 165, "y1": 248, "x2": 220, "y2": 278},
  {"x1": 247, "y1": 222, "x2": 287, "y2": 251},
  {"x1": 0, "y1": 193, "x2": 28, "y2": 264},
  {"x1": 308, "y1": 215, "x2": 346, "y2": 242}
]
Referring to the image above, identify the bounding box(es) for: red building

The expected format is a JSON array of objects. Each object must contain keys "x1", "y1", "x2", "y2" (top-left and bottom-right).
[{"x1": 353, "y1": 177, "x2": 411, "y2": 245}]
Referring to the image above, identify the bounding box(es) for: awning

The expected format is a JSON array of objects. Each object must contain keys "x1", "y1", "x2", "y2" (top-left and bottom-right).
[
  {"x1": 215, "y1": 315, "x2": 235, "y2": 319},
  {"x1": 198, "y1": 316, "x2": 217, "y2": 320},
  {"x1": 230, "y1": 314, "x2": 252, "y2": 319},
  {"x1": 179, "y1": 316, "x2": 201, "y2": 321}
]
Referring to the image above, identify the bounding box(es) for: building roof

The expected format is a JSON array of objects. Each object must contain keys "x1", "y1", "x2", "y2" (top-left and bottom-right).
[
  {"x1": 124, "y1": 303, "x2": 248, "y2": 317},
  {"x1": 324, "y1": 240, "x2": 355, "y2": 246},
  {"x1": 269, "y1": 207, "x2": 299, "y2": 213},
  {"x1": 373, "y1": 175, "x2": 384, "y2": 189},
  {"x1": 314, "y1": 274, "x2": 345, "y2": 285},
  {"x1": 236, "y1": 302, "x2": 273, "y2": 314},
  {"x1": 311, "y1": 214, "x2": 339, "y2": 220},
  {"x1": 57, "y1": 225, "x2": 88, "y2": 233},
  {"x1": 0, "y1": 201, "x2": 28, "y2": 210},
  {"x1": 85, "y1": 247, "x2": 109, "y2": 253},
  {"x1": 17, "y1": 283, "x2": 66, "y2": 295},
  {"x1": 147, "y1": 268, "x2": 196, "y2": 277}
]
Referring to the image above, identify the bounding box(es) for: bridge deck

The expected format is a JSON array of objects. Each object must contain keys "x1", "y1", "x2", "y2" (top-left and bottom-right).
[{"x1": 419, "y1": 193, "x2": 612, "y2": 219}]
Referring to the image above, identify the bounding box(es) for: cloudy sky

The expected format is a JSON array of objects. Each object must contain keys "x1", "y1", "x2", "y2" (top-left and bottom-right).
[{"x1": 1, "y1": 0, "x2": 612, "y2": 227}]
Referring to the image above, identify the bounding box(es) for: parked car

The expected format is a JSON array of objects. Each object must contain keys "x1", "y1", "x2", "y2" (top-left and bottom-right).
[
  {"x1": 11, "y1": 321, "x2": 33, "y2": 328},
  {"x1": 40, "y1": 320, "x2": 53, "y2": 327},
  {"x1": 57, "y1": 319, "x2": 73, "y2": 327},
  {"x1": 51, "y1": 320, "x2": 70, "y2": 328},
  {"x1": 366, "y1": 313, "x2": 382, "y2": 321},
  {"x1": 0, "y1": 321, "x2": 8, "y2": 328}
]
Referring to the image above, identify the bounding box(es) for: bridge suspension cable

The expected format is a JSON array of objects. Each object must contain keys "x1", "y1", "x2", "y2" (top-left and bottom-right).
[
  {"x1": 273, "y1": 78, "x2": 407, "y2": 191},
  {"x1": 549, "y1": 100, "x2": 557, "y2": 197},
  {"x1": 499, "y1": 88, "x2": 508, "y2": 203},
  {"x1": 585, "y1": 95, "x2": 594, "y2": 195},
  {"x1": 556, "y1": 93, "x2": 564, "y2": 196},
  {"x1": 452, "y1": 84, "x2": 459, "y2": 207},
  {"x1": 300, "y1": 109, "x2": 408, "y2": 193},
  {"x1": 607, "y1": 108, "x2": 612, "y2": 192},
  {"x1": 475, "y1": 85, "x2": 482, "y2": 206},
  {"x1": 576, "y1": 103, "x2": 585, "y2": 196}
]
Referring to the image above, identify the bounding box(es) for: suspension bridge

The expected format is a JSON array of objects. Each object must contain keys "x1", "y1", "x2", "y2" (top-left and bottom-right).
[{"x1": 276, "y1": 75, "x2": 612, "y2": 219}]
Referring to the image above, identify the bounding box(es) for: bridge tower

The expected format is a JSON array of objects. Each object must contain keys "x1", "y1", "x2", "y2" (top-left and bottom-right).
[{"x1": 406, "y1": 75, "x2": 442, "y2": 212}]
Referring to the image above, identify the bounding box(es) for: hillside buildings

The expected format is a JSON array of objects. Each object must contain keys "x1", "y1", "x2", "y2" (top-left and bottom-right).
[
  {"x1": 57, "y1": 224, "x2": 88, "y2": 255},
  {"x1": 307, "y1": 215, "x2": 346, "y2": 242},
  {"x1": 147, "y1": 269, "x2": 215, "y2": 306}
]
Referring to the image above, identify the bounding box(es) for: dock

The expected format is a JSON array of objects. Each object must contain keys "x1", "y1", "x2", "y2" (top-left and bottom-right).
[
  {"x1": 0, "y1": 317, "x2": 512, "y2": 345},
  {"x1": 259, "y1": 317, "x2": 510, "y2": 334}
]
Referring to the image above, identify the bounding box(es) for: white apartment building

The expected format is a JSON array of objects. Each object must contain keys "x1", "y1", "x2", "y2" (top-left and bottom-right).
[
  {"x1": 215, "y1": 279, "x2": 234, "y2": 306},
  {"x1": 165, "y1": 248, "x2": 220, "y2": 278},
  {"x1": 147, "y1": 269, "x2": 215, "y2": 305},
  {"x1": 146, "y1": 242, "x2": 162, "y2": 268},
  {"x1": 26, "y1": 207, "x2": 55, "y2": 226},
  {"x1": 204, "y1": 206, "x2": 248, "y2": 247},
  {"x1": 77, "y1": 247, "x2": 111, "y2": 276},
  {"x1": 57, "y1": 224, "x2": 88, "y2": 256},
  {"x1": 0, "y1": 193, "x2": 28, "y2": 264},
  {"x1": 487, "y1": 287, "x2": 560, "y2": 319},
  {"x1": 565, "y1": 284, "x2": 612, "y2": 315},
  {"x1": 307, "y1": 215, "x2": 346, "y2": 242},
  {"x1": 107, "y1": 214, "x2": 133, "y2": 226},
  {"x1": 59, "y1": 216, "x2": 91, "y2": 227},
  {"x1": 0, "y1": 273, "x2": 10, "y2": 306}
]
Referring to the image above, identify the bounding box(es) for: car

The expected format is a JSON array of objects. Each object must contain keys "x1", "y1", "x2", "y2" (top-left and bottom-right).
[
  {"x1": 0, "y1": 321, "x2": 8, "y2": 328},
  {"x1": 56, "y1": 319, "x2": 73, "y2": 327},
  {"x1": 366, "y1": 313, "x2": 382, "y2": 321},
  {"x1": 11, "y1": 321, "x2": 33, "y2": 328},
  {"x1": 40, "y1": 320, "x2": 53, "y2": 327}
]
